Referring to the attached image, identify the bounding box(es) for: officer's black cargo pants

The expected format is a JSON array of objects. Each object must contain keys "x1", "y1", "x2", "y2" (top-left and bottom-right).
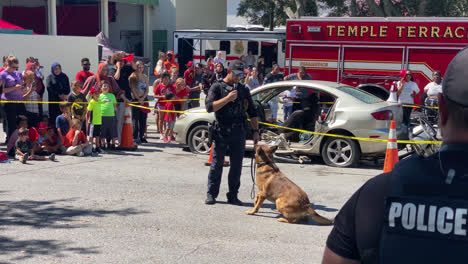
[{"x1": 207, "y1": 126, "x2": 246, "y2": 200}]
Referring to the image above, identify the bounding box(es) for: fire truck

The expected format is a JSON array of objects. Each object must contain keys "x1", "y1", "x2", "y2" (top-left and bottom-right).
[{"x1": 286, "y1": 17, "x2": 468, "y2": 104}]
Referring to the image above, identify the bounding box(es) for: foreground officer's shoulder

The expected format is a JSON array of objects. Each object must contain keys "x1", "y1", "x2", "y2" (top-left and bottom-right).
[{"x1": 393, "y1": 153, "x2": 433, "y2": 172}]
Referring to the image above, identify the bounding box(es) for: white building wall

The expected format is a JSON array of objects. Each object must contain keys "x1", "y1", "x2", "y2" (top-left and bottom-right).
[
  {"x1": 175, "y1": 0, "x2": 226, "y2": 30},
  {"x1": 0, "y1": 34, "x2": 97, "y2": 111},
  {"x1": 108, "y1": 2, "x2": 143, "y2": 54},
  {"x1": 152, "y1": 0, "x2": 176, "y2": 50}
]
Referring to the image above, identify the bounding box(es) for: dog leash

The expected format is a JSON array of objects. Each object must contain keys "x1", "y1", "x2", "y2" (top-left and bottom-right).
[{"x1": 250, "y1": 152, "x2": 257, "y2": 200}]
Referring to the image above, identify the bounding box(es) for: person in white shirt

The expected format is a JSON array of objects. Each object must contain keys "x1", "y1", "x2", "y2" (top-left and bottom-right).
[
  {"x1": 245, "y1": 67, "x2": 260, "y2": 90},
  {"x1": 423, "y1": 70, "x2": 442, "y2": 106},
  {"x1": 280, "y1": 87, "x2": 296, "y2": 121},
  {"x1": 213, "y1": 51, "x2": 224, "y2": 66},
  {"x1": 397, "y1": 70, "x2": 420, "y2": 127}
]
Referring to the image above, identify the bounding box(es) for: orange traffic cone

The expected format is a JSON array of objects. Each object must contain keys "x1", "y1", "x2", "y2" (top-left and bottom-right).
[
  {"x1": 383, "y1": 120, "x2": 399, "y2": 173},
  {"x1": 204, "y1": 143, "x2": 230, "y2": 167},
  {"x1": 119, "y1": 104, "x2": 137, "y2": 151}
]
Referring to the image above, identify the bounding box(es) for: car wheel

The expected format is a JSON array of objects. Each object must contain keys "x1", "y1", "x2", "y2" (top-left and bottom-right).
[
  {"x1": 188, "y1": 125, "x2": 211, "y2": 155},
  {"x1": 321, "y1": 137, "x2": 360, "y2": 167}
]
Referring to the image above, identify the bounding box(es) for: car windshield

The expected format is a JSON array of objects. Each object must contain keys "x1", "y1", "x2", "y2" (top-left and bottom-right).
[{"x1": 337, "y1": 86, "x2": 384, "y2": 104}]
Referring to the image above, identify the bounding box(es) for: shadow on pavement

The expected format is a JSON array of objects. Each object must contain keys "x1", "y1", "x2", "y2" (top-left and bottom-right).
[
  {"x1": 0, "y1": 198, "x2": 147, "y2": 230},
  {"x1": 0, "y1": 236, "x2": 99, "y2": 264},
  {"x1": 0, "y1": 198, "x2": 147, "y2": 263}
]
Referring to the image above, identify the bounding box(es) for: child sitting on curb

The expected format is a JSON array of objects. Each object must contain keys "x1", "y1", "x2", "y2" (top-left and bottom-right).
[
  {"x1": 63, "y1": 119, "x2": 93, "y2": 156},
  {"x1": 16, "y1": 127, "x2": 56, "y2": 164},
  {"x1": 7, "y1": 115, "x2": 39, "y2": 157},
  {"x1": 56, "y1": 102, "x2": 72, "y2": 144}
]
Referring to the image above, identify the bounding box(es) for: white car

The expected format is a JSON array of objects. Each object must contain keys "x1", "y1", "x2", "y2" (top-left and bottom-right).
[{"x1": 174, "y1": 80, "x2": 404, "y2": 167}]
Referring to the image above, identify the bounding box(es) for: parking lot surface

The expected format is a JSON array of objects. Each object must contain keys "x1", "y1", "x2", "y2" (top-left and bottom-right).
[{"x1": 0, "y1": 125, "x2": 381, "y2": 264}]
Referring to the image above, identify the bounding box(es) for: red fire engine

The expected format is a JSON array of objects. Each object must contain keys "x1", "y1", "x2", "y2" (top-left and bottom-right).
[{"x1": 286, "y1": 17, "x2": 468, "y2": 104}]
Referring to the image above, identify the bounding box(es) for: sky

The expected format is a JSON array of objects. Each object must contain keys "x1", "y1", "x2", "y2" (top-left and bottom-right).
[{"x1": 227, "y1": 0, "x2": 249, "y2": 26}]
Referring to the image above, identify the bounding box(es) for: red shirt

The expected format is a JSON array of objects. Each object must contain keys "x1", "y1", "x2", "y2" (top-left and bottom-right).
[
  {"x1": 63, "y1": 129, "x2": 87, "y2": 147},
  {"x1": 154, "y1": 83, "x2": 175, "y2": 106},
  {"x1": 0, "y1": 68, "x2": 5, "y2": 72},
  {"x1": 164, "y1": 102, "x2": 176, "y2": 121},
  {"x1": 29, "y1": 127, "x2": 39, "y2": 142},
  {"x1": 174, "y1": 87, "x2": 189, "y2": 105},
  {"x1": 76, "y1": 71, "x2": 94, "y2": 83},
  {"x1": 184, "y1": 69, "x2": 194, "y2": 87}
]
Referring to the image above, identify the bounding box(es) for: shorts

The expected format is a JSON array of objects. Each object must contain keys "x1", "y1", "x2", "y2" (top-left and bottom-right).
[
  {"x1": 101, "y1": 116, "x2": 117, "y2": 138},
  {"x1": 88, "y1": 124, "x2": 102, "y2": 137},
  {"x1": 157, "y1": 105, "x2": 166, "y2": 111},
  {"x1": 166, "y1": 121, "x2": 175, "y2": 129}
]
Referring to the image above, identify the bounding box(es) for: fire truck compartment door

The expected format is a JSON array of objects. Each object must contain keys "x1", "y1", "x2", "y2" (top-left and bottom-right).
[
  {"x1": 288, "y1": 44, "x2": 340, "y2": 82},
  {"x1": 341, "y1": 46, "x2": 404, "y2": 78}
]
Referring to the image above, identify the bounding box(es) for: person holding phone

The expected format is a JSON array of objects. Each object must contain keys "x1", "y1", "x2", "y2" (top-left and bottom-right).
[{"x1": 397, "y1": 70, "x2": 420, "y2": 128}]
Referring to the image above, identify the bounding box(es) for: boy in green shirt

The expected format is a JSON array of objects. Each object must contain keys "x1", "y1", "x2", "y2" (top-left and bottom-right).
[
  {"x1": 87, "y1": 86, "x2": 103, "y2": 153},
  {"x1": 98, "y1": 80, "x2": 118, "y2": 149}
]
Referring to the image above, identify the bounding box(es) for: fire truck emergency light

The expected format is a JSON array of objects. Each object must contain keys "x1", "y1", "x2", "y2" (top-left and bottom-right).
[{"x1": 290, "y1": 24, "x2": 302, "y2": 34}]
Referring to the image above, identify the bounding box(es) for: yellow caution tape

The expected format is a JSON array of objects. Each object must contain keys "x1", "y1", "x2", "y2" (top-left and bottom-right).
[
  {"x1": 251, "y1": 120, "x2": 442, "y2": 145},
  {"x1": 0, "y1": 98, "x2": 201, "y2": 105},
  {"x1": 1, "y1": 99, "x2": 441, "y2": 145}
]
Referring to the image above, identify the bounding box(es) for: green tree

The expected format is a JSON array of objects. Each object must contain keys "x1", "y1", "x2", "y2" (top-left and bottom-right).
[
  {"x1": 237, "y1": 0, "x2": 318, "y2": 31},
  {"x1": 319, "y1": 0, "x2": 468, "y2": 17}
]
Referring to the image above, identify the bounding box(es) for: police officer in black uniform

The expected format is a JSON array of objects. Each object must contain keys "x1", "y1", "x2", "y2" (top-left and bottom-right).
[
  {"x1": 204, "y1": 60, "x2": 260, "y2": 205},
  {"x1": 322, "y1": 48, "x2": 468, "y2": 264}
]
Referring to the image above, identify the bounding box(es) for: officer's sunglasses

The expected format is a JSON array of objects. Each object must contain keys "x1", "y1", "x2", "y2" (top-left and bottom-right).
[{"x1": 234, "y1": 72, "x2": 244, "y2": 77}]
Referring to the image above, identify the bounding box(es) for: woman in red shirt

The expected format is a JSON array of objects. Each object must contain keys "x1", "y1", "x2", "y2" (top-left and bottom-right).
[{"x1": 173, "y1": 78, "x2": 188, "y2": 113}]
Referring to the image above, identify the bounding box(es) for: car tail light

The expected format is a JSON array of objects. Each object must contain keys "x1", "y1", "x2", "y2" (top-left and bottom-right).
[{"x1": 371, "y1": 110, "x2": 394, "y2": 120}]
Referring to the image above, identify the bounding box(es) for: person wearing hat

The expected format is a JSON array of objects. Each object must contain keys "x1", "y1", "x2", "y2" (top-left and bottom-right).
[
  {"x1": 164, "y1": 50, "x2": 179, "y2": 73},
  {"x1": 204, "y1": 60, "x2": 260, "y2": 206},
  {"x1": 322, "y1": 48, "x2": 468, "y2": 264}
]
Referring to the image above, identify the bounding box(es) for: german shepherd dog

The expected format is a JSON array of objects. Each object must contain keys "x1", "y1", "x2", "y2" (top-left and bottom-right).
[{"x1": 246, "y1": 145, "x2": 334, "y2": 224}]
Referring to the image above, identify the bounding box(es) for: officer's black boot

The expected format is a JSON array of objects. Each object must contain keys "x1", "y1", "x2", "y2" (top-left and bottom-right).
[
  {"x1": 205, "y1": 194, "x2": 216, "y2": 205},
  {"x1": 226, "y1": 194, "x2": 243, "y2": 206}
]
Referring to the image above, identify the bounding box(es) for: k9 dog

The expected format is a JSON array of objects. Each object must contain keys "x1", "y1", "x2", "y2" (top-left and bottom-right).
[{"x1": 246, "y1": 145, "x2": 334, "y2": 225}]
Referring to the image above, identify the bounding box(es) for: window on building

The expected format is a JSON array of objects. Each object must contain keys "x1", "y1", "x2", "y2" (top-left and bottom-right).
[
  {"x1": 220, "y1": 41, "x2": 231, "y2": 54},
  {"x1": 205, "y1": 50, "x2": 216, "y2": 61},
  {"x1": 248, "y1": 41, "x2": 259, "y2": 55}
]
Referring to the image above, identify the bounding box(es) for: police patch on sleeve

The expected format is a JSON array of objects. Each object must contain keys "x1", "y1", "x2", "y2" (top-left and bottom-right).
[{"x1": 385, "y1": 196, "x2": 468, "y2": 241}]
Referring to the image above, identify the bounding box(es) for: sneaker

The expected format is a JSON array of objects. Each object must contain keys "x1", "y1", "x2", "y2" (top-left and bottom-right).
[
  {"x1": 170, "y1": 136, "x2": 176, "y2": 141},
  {"x1": 110, "y1": 144, "x2": 116, "y2": 150},
  {"x1": 160, "y1": 133, "x2": 165, "y2": 140},
  {"x1": 49, "y1": 153, "x2": 56, "y2": 161},
  {"x1": 163, "y1": 137, "x2": 169, "y2": 143},
  {"x1": 97, "y1": 147, "x2": 105, "y2": 154},
  {"x1": 22, "y1": 153, "x2": 29, "y2": 164},
  {"x1": 205, "y1": 194, "x2": 216, "y2": 205},
  {"x1": 134, "y1": 138, "x2": 141, "y2": 145},
  {"x1": 78, "y1": 151, "x2": 85, "y2": 157},
  {"x1": 227, "y1": 197, "x2": 244, "y2": 206},
  {"x1": 140, "y1": 138, "x2": 148, "y2": 143}
]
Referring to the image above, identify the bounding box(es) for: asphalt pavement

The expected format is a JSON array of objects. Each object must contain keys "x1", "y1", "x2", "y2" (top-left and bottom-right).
[{"x1": 0, "y1": 121, "x2": 381, "y2": 264}]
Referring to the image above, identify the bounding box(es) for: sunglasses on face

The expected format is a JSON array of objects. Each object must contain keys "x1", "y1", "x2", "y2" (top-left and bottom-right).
[
  {"x1": 234, "y1": 73, "x2": 244, "y2": 77},
  {"x1": 83, "y1": 64, "x2": 90, "y2": 66}
]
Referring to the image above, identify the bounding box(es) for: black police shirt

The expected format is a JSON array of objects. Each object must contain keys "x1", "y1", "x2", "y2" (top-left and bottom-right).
[
  {"x1": 205, "y1": 81, "x2": 258, "y2": 124},
  {"x1": 327, "y1": 145, "x2": 468, "y2": 263},
  {"x1": 326, "y1": 173, "x2": 390, "y2": 261}
]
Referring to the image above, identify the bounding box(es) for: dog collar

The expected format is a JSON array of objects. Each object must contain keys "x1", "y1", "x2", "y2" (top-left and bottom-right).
[{"x1": 256, "y1": 162, "x2": 280, "y2": 172}]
